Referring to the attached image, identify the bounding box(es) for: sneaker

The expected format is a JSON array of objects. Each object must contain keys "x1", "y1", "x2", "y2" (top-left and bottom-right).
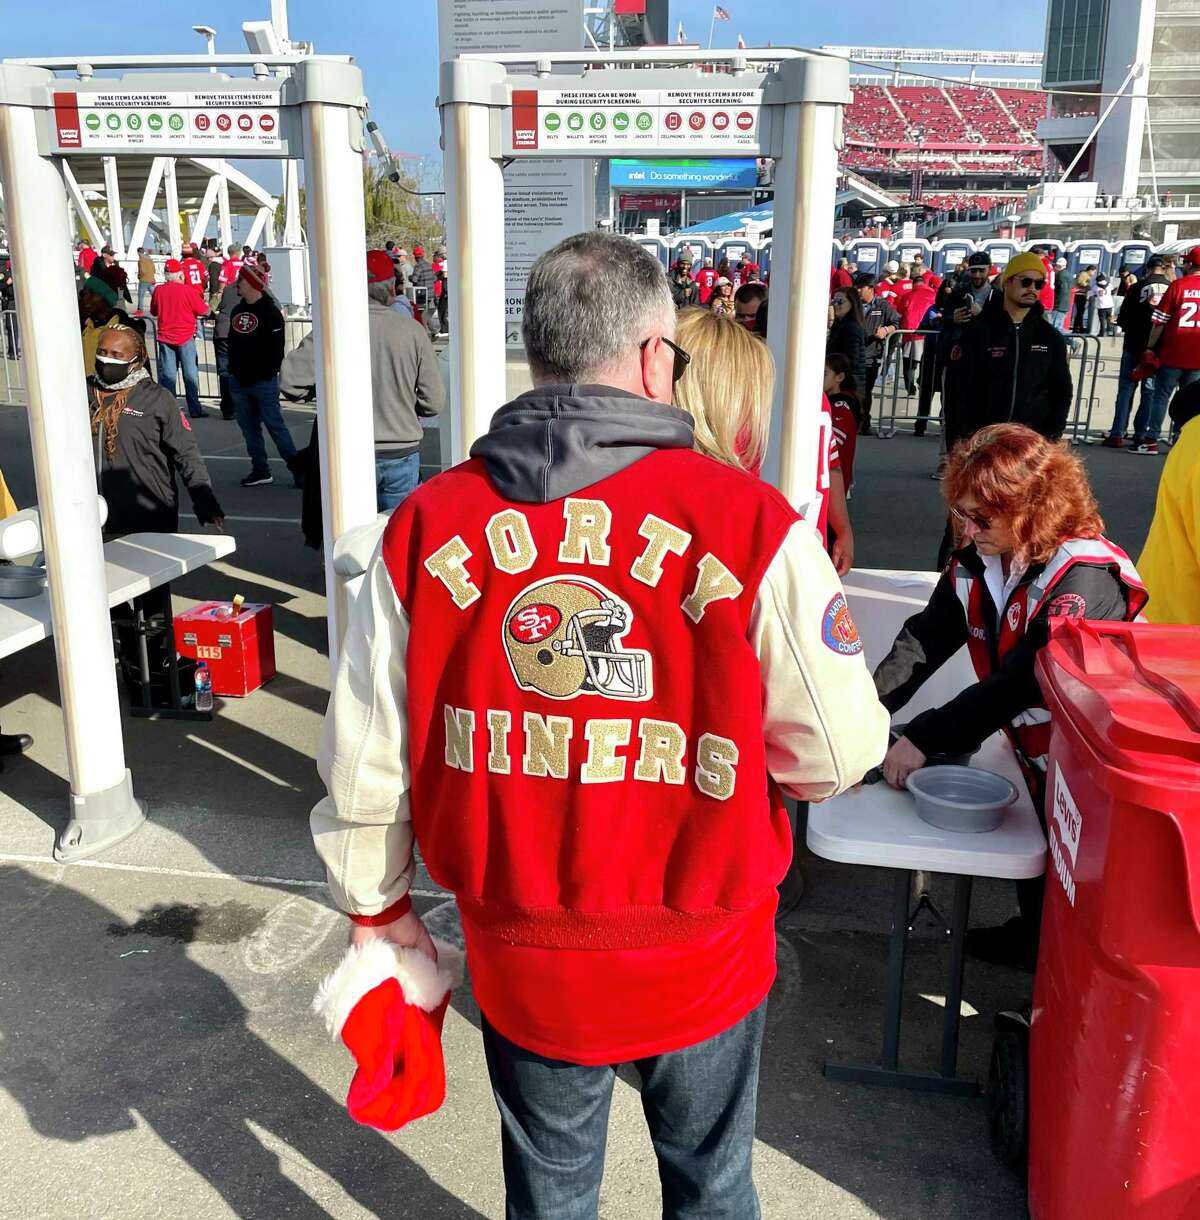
[
  {"x1": 1131, "y1": 441, "x2": 1160, "y2": 455},
  {"x1": 1101, "y1": 436, "x2": 1125, "y2": 448},
  {"x1": 241, "y1": 469, "x2": 273, "y2": 487},
  {"x1": 930, "y1": 456, "x2": 948, "y2": 481}
]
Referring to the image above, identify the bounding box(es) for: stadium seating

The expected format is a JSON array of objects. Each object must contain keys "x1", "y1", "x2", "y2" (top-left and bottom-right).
[{"x1": 842, "y1": 81, "x2": 1046, "y2": 180}]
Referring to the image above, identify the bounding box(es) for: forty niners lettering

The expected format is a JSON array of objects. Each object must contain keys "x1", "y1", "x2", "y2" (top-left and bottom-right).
[{"x1": 422, "y1": 498, "x2": 744, "y2": 800}]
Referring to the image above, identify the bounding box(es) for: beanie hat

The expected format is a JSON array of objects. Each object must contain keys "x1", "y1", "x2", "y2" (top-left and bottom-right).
[
  {"x1": 314, "y1": 939, "x2": 459, "y2": 1131},
  {"x1": 83, "y1": 275, "x2": 118, "y2": 307},
  {"x1": 239, "y1": 260, "x2": 270, "y2": 292},
  {"x1": 164, "y1": 258, "x2": 183, "y2": 274},
  {"x1": 366, "y1": 250, "x2": 395, "y2": 284},
  {"x1": 1002, "y1": 251, "x2": 1049, "y2": 283},
  {"x1": 412, "y1": 245, "x2": 425, "y2": 258}
]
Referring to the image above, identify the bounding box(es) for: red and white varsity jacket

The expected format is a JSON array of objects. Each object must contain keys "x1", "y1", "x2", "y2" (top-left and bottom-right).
[
  {"x1": 312, "y1": 442, "x2": 889, "y2": 1065},
  {"x1": 874, "y1": 536, "x2": 1146, "y2": 784}
]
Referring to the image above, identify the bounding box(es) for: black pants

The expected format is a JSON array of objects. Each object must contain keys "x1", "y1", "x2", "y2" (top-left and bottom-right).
[
  {"x1": 214, "y1": 335, "x2": 233, "y2": 419},
  {"x1": 915, "y1": 343, "x2": 939, "y2": 431}
]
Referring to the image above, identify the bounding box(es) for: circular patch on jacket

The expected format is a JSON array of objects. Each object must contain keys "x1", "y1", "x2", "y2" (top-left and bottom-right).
[
  {"x1": 1007, "y1": 602, "x2": 1022, "y2": 632},
  {"x1": 507, "y1": 603, "x2": 562, "y2": 644},
  {"x1": 232, "y1": 312, "x2": 259, "y2": 334},
  {"x1": 1046, "y1": 592, "x2": 1087, "y2": 619},
  {"x1": 822, "y1": 593, "x2": 863, "y2": 656}
]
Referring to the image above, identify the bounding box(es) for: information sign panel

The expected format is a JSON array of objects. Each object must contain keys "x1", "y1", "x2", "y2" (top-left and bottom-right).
[
  {"x1": 508, "y1": 87, "x2": 763, "y2": 155},
  {"x1": 51, "y1": 90, "x2": 283, "y2": 154}
]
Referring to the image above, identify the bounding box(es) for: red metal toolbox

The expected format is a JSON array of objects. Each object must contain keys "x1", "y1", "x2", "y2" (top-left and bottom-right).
[{"x1": 174, "y1": 601, "x2": 275, "y2": 697}]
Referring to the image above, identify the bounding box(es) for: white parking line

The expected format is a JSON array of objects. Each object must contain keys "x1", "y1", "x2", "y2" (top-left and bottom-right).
[
  {"x1": 0, "y1": 850, "x2": 450, "y2": 897},
  {"x1": 220, "y1": 515, "x2": 302, "y2": 524}
]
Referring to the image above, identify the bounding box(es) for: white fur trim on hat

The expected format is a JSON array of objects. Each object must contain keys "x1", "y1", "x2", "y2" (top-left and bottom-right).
[
  {"x1": 314, "y1": 940, "x2": 401, "y2": 1038},
  {"x1": 313, "y1": 940, "x2": 460, "y2": 1037}
]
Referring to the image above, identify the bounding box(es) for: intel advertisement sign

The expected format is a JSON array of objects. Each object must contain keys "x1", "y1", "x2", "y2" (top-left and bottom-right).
[{"x1": 610, "y1": 158, "x2": 759, "y2": 190}]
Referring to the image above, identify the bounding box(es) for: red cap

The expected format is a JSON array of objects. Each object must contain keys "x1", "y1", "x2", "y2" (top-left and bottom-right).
[
  {"x1": 366, "y1": 249, "x2": 395, "y2": 284},
  {"x1": 165, "y1": 258, "x2": 183, "y2": 273},
  {"x1": 239, "y1": 260, "x2": 270, "y2": 292},
  {"x1": 1187, "y1": 246, "x2": 1200, "y2": 266},
  {"x1": 412, "y1": 245, "x2": 424, "y2": 258}
]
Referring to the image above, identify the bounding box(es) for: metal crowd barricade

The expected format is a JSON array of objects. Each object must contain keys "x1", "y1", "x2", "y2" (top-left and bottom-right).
[
  {"x1": 873, "y1": 328, "x2": 941, "y2": 439},
  {"x1": 873, "y1": 327, "x2": 1113, "y2": 446},
  {"x1": 0, "y1": 307, "x2": 25, "y2": 405},
  {"x1": 1060, "y1": 334, "x2": 1108, "y2": 444}
]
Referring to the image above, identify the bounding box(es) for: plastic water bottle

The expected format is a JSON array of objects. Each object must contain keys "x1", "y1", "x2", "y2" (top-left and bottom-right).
[{"x1": 194, "y1": 662, "x2": 213, "y2": 712}]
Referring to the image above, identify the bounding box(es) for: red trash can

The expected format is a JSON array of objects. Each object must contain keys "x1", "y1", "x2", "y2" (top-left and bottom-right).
[{"x1": 1030, "y1": 619, "x2": 1200, "y2": 1220}]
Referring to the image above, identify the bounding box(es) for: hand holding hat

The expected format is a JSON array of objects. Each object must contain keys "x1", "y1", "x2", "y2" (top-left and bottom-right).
[
  {"x1": 314, "y1": 936, "x2": 463, "y2": 1131},
  {"x1": 1131, "y1": 350, "x2": 1160, "y2": 383}
]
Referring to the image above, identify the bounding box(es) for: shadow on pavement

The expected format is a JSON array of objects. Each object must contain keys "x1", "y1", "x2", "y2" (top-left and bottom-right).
[{"x1": 0, "y1": 865, "x2": 486, "y2": 1219}]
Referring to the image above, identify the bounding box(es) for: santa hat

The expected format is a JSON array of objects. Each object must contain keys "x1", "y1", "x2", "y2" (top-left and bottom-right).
[{"x1": 313, "y1": 939, "x2": 459, "y2": 1131}]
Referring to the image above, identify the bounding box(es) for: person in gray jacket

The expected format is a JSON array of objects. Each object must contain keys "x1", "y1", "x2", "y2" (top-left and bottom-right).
[{"x1": 281, "y1": 249, "x2": 444, "y2": 511}]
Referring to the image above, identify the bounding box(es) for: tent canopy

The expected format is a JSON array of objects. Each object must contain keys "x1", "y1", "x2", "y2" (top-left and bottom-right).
[{"x1": 678, "y1": 202, "x2": 774, "y2": 235}]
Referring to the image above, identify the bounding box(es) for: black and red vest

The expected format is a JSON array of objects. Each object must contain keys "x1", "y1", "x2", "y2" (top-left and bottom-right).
[{"x1": 949, "y1": 537, "x2": 1146, "y2": 777}]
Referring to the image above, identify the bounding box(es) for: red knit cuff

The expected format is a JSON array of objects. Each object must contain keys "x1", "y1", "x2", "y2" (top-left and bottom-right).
[{"x1": 347, "y1": 895, "x2": 413, "y2": 927}]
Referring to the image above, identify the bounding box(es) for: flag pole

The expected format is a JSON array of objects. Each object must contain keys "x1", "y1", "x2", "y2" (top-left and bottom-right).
[{"x1": 707, "y1": 6, "x2": 717, "y2": 49}]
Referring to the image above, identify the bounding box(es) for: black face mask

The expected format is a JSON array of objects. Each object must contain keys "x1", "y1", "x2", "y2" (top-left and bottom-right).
[{"x1": 94, "y1": 356, "x2": 135, "y2": 386}]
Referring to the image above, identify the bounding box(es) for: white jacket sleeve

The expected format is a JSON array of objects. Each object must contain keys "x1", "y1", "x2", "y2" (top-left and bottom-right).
[
  {"x1": 310, "y1": 545, "x2": 415, "y2": 916},
  {"x1": 750, "y1": 521, "x2": 890, "y2": 800}
]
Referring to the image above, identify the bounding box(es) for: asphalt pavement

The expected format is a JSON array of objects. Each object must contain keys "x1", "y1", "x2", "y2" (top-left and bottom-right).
[{"x1": 0, "y1": 339, "x2": 1168, "y2": 1219}]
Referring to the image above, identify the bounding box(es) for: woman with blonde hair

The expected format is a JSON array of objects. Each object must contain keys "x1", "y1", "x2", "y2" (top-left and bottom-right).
[
  {"x1": 673, "y1": 307, "x2": 854, "y2": 575},
  {"x1": 873, "y1": 423, "x2": 1145, "y2": 966}
]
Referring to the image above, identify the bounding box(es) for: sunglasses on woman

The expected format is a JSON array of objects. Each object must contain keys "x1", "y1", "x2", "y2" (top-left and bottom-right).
[
  {"x1": 950, "y1": 504, "x2": 992, "y2": 531},
  {"x1": 640, "y1": 336, "x2": 692, "y2": 385}
]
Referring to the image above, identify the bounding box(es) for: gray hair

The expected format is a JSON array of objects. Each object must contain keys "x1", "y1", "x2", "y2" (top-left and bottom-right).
[
  {"x1": 367, "y1": 282, "x2": 395, "y2": 307},
  {"x1": 522, "y1": 231, "x2": 674, "y2": 382}
]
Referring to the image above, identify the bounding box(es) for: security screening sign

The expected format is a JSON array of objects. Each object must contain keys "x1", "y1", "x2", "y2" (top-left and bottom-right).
[
  {"x1": 49, "y1": 89, "x2": 284, "y2": 155},
  {"x1": 507, "y1": 87, "x2": 763, "y2": 155}
]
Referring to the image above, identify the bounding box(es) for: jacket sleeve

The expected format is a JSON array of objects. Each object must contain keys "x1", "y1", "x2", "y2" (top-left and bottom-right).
[
  {"x1": 902, "y1": 564, "x2": 1129, "y2": 759},
  {"x1": 158, "y1": 398, "x2": 223, "y2": 523},
  {"x1": 749, "y1": 521, "x2": 890, "y2": 800},
  {"x1": 413, "y1": 326, "x2": 445, "y2": 417},
  {"x1": 279, "y1": 332, "x2": 317, "y2": 400},
  {"x1": 1045, "y1": 331, "x2": 1074, "y2": 440},
  {"x1": 872, "y1": 569, "x2": 968, "y2": 715},
  {"x1": 311, "y1": 546, "x2": 415, "y2": 917}
]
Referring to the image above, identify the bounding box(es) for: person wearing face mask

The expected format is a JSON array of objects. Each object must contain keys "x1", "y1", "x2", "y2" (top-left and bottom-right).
[
  {"x1": 873, "y1": 424, "x2": 1144, "y2": 969},
  {"x1": 88, "y1": 325, "x2": 224, "y2": 537}
]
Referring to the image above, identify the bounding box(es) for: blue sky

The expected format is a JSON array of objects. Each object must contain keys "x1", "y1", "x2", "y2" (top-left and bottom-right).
[{"x1": 2, "y1": 0, "x2": 1048, "y2": 164}]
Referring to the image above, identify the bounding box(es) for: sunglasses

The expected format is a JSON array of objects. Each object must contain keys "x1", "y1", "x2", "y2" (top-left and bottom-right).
[
  {"x1": 950, "y1": 504, "x2": 993, "y2": 532},
  {"x1": 1014, "y1": 276, "x2": 1046, "y2": 290},
  {"x1": 641, "y1": 336, "x2": 692, "y2": 384}
]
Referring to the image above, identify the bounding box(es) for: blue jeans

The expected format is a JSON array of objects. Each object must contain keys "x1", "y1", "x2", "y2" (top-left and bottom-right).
[
  {"x1": 481, "y1": 1001, "x2": 765, "y2": 1220},
  {"x1": 1111, "y1": 349, "x2": 1155, "y2": 439},
  {"x1": 137, "y1": 281, "x2": 153, "y2": 312},
  {"x1": 375, "y1": 452, "x2": 421, "y2": 512},
  {"x1": 156, "y1": 338, "x2": 203, "y2": 417},
  {"x1": 1134, "y1": 365, "x2": 1200, "y2": 442},
  {"x1": 231, "y1": 374, "x2": 296, "y2": 471}
]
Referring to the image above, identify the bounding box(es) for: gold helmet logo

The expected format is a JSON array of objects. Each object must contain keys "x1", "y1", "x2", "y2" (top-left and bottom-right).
[{"x1": 503, "y1": 577, "x2": 652, "y2": 701}]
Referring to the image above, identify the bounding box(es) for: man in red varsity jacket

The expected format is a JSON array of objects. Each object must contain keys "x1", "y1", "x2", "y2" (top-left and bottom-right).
[{"x1": 311, "y1": 231, "x2": 889, "y2": 1219}]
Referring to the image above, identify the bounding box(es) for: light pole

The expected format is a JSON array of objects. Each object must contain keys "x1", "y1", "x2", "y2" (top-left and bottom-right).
[{"x1": 192, "y1": 25, "x2": 217, "y2": 73}]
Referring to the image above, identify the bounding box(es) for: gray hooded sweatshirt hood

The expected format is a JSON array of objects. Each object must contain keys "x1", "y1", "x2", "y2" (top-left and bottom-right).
[{"x1": 469, "y1": 384, "x2": 696, "y2": 504}]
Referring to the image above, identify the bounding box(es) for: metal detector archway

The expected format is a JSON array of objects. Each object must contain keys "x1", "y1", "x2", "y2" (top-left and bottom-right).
[
  {"x1": 438, "y1": 48, "x2": 849, "y2": 510},
  {"x1": 0, "y1": 56, "x2": 378, "y2": 860}
]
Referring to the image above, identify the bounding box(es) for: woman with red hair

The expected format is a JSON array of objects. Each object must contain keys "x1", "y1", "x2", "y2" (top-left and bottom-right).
[{"x1": 873, "y1": 423, "x2": 1146, "y2": 967}]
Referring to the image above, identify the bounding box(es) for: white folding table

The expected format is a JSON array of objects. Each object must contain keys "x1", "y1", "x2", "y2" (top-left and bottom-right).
[
  {"x1": 807, "y1": 570, "x2": 1048, "y2": 1095},
  {"x1": 0, "y1": 532, "x2": 236, "y2": 660}
]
